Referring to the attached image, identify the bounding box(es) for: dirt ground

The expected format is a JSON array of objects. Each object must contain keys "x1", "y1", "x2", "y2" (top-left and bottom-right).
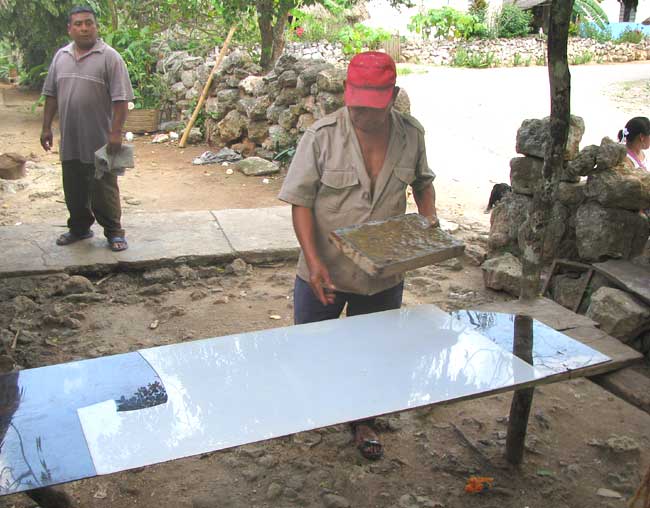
[{"x1": 0, "y1": 83, "x2": 649, "y2": 508}]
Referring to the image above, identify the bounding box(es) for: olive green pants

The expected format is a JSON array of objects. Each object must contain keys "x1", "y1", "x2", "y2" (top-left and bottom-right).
[{"x1": 62, "y1": 160, "x2": 124, "y2": 239}]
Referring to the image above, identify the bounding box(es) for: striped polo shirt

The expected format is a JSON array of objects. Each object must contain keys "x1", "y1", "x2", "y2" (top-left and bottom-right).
[{"x1": 42, "y1": 39, "x2": 134, "y2": 163}]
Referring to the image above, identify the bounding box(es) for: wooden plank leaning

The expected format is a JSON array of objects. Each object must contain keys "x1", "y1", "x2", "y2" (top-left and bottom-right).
[{"x1": 179, "y1": 25, "x2": 237, "y2": 148}]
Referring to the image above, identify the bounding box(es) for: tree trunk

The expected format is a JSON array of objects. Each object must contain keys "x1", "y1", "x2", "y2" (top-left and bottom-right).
[
  {"x1": 107, "y1": 0, "x2": 118, "y2": 31},
  {"x1": 518, "y1": 0, "x2": 573, "y2": 301},
  {"x1": 507, "y1": 0, "x2": 573, "y2": 466},
  {"x1": 271, "y1": 8, "x2": 290, "y2": 66},
  {"x1": 257, "y1": 0, "x2": 274, "y2": 70}
]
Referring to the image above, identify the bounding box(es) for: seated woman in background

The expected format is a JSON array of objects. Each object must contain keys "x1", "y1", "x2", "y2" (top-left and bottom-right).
[{"x1": 618, "y1": 116, "x2": 650, "y2": 170}]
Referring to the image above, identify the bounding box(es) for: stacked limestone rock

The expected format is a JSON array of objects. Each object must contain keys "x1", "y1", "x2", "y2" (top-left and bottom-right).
[
  {"x1": 484, "y1": 116, "x2": 650, "y2": 356},
  {"x1": 400, "y1": 37, "x2": 650, "y2": 66},
  {"x1": 200, "y1": 51, "x2": 347, "y2": 156}
]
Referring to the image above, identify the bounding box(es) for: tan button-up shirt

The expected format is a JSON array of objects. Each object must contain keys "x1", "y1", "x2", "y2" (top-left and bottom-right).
[{"x1": 278, "y1": 107, "x2": 435, "y2": 295}]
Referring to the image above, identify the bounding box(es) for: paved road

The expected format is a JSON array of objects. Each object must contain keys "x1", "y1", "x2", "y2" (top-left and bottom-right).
[{"x1": 398, "y1": 62, "x2": 650, "y2": 224}]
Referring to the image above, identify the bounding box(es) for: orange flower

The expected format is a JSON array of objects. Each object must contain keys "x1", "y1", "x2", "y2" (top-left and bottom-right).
[{"x1": 464, "y1": 476, "x2": 494, "y2": 494}]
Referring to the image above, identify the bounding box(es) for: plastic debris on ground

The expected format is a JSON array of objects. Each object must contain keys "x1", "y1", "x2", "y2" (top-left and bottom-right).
[
  {"x1": 192, "y1": 148, "x2": 242, "y2": 165},
  {"x1": 169, "y1": 131, "x2": 179, "y2": 140},
  {"x1": 464, "y1": 476, "x2": 494, "y2": 494},
  {"x1": 151, "y1": 133, "x2": 169, "y2": 144}
]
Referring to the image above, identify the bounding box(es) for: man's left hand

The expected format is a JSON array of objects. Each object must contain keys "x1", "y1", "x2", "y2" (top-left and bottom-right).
[{"x1": 107, "y1": 131, "x2": 122, "y2": 155}]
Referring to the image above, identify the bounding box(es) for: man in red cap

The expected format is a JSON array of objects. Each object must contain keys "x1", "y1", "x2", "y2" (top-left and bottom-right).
[{"x1": 279, "y1": 51, "x2": 437, "y2": 460}]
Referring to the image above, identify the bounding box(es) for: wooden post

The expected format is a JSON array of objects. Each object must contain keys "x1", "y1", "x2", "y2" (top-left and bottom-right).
[
  {"x1": 179, "y1": 25, "x2": 237, "y2": 148},
  {"x1": 506, "y1": 314, "x2": 534, "y2": 465}
]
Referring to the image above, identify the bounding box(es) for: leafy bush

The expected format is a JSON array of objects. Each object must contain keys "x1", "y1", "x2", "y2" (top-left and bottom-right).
[
  {"x1": 570, "y1": 51, "x2": 593, "y2": 65},
  {"x1": 103, "y1": 26, "x2": 167, "y2": 109},
  {"x1": 336, "y1": 24, "x2": 391, "y2": 56},
  {"x1": 574, "y1": 0, "x2": 609, "y2": 30},
  {"x1": 452, "y1": 47, "x2": 498, "y2": 68},
  {"x1": 0, "y1": 39, "x2": 17, "y2": 82},
  {"x1": 495, "y1": 4, "x2": 532, "y2": 38},
  {"x1": 408, "y1": 7, "x2": 487, "y2": 40},
  {"x1": 616, "y1": 28, "x2": 646, "y2": 44},
  {"x1": 578, "y1": 22, "x2": 612, "y2": 42},
  {"x1": 286, "y1": 7, "x2": 347, "y2": 43}
]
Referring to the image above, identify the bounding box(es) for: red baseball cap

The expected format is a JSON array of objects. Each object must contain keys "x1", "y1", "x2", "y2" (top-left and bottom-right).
[{"x1": 344, "y1": 51, "x2": 396, "y2": 109}]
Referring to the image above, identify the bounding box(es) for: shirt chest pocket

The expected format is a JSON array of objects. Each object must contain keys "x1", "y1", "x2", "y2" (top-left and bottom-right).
[
  {"x1": 394, "y1": 166, "x2": 416, "y2": 187},
  {"x1": 318, "y1": 169, "x2": 361, "y2": 212}
]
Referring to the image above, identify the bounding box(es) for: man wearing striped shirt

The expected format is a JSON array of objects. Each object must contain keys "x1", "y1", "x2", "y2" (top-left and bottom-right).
[{"x1": 41, "y1": 5, "x2": 134, "y2": 252}]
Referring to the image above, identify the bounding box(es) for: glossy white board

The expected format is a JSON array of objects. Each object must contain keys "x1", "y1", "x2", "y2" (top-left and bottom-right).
[{"x1": 78, "y1": 305, "x2": 542, "y2": 474}]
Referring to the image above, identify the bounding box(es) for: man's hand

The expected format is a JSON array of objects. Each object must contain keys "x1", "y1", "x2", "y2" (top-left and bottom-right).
[
  {"x1": 308, "y1": 260, "x2": 336, "y2": 306},
  {"x1": 425, "y1": 213, "x2": 440, "y2": 228},
  {"x1": 107, "y1": 131, "x2": 122, "y2": 155},
  {"x1": 40, "y1": 129, "x2": 53, "y2": 151}
]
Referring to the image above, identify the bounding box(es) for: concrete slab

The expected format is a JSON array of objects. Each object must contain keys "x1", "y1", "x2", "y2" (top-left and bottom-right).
[
  {"x1": 213, "y1": 206, "x2": 299, "y2": 263},
  {"x1": 117, "y1": 211, "x2": 234, "y2": 269},
  {"x1": 329, "y1": 214, "x2": 465, "y2": 277},
  {"x1": 0, "y1": 211, "x2": 235, "y2": 277}
]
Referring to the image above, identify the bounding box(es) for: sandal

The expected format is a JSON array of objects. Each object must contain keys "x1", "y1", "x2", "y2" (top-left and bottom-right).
[
  {"x1": 56, "y1": 230, "x2": 93, "y2": 246},
  {"x1": 108, "y1": 236, "x2": 128, "y2": 252},
  {"x1": 352, "y1": 423, "x2": 383, "y2": 461}
]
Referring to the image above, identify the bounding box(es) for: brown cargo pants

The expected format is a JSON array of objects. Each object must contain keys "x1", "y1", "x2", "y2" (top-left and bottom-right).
[{"x1": 62, "y1": 160, "x2": 125, "y2": 239}]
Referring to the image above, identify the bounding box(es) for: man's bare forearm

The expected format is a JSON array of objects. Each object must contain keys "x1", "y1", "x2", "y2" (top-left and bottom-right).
[
  {"x1": 111, "y1": 100, "x2": 128, "y2": 134},
  {"x1": 42, "y1": 96, "x2": 57, "y2": 131},
  {"x1": 413, "y1": 183, "x2": 436, "y2": 220},
  {"x1": 292, "y1": 205, "x2": 321, "y2": 269}
]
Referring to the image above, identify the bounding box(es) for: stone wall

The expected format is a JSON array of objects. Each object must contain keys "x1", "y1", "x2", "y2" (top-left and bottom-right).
[
  {"x1": 401, "y1": 36, "x2": 650, "y2": 66},
  {"x1": 485, "y1": 117, "x2": 650, "y2": 356}
]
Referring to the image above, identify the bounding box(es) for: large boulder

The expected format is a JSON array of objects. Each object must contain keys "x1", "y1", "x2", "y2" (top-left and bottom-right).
[
  {"x1": 575, "y1": 201, "x2": 649, "y2": 261},
  {"x1": 550, "y1": 272, "x2": 588, "y2": 310},
  {"x1": 278, "y1": 70, "x2": 298, "y2": 88},
  {"x1": 393, "y1": 88, "x2": 411, "y2": 115},
  {"x1": 482, "y1": 253, "x2": 522, "y2": 297},
  {"x1": 297, "y1": 61, "x2": 332, "y2": 93},
  {"x1": 0, "y1": 153, "x2": 27, "y2": 180},
  {"x1": 221, "y1": 50, "x2": 253, "y2": 73},
  {"x1": 274, "y1": 87, "x2": 300, "y2": 107},
  {"x1": 237, "y1": 95, "x2": 271, "y2": 121},
  {"x1": 317, "y1": 92, "x2": 344, "y2": 116},
  {"x1": 488, "y1": 192, "x2": 533, "y2": 255},
  {"x1": 239, "y1": 76, "x2": 266, "y2": 96},
  {"x1": 516, "y1": 115, "x2": 585, "y2": 160},
  {"x1": 509, "y1": 156, "x2": 543, "y2": 195},
  {"x1": 557, "y1": 181, "x2": 586, "y2": 207},
  {"x1": 235, "y1": 157, "x2": 280, "y2": 176},
  {"x1": 584, "y1": 165, "x2": 650, "y2": 211},
  {"x1": 247, "y1": 120, "x2": 269, "y2": 144},
  {"x1": 316, "y1": 67, "x2": 346, "y2": 93},
  {"x1": 217, "y1": 110, "x2": 247, "y2": 143},
  {"x1": 586, "y1": 287, "x2": 650, "y2": 342},
  {"x1": 566, "y1": 144, "x2": 598, "y2": 178},
  {"x1": 596, "y1": 137, "x2": 627, "y2": 171},
  {"x1": 263, "y1": 125, "x2": 296, "y2": 151},
  {"x1": 273, "y1": 54, "x2": 299, "y2": 75}
]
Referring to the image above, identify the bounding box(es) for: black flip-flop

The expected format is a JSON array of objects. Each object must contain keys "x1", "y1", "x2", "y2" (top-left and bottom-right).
[
  {"x1": 108, "y1": 236, "x2": 128, "y2": 252},
  {"x1": 56, "y1": 230, "x2": 93, "y2": 246}
]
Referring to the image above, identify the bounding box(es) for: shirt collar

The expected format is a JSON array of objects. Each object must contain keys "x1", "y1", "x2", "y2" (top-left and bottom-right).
[{"x1": 62, "y1": 38, "x2": 105, "y2": 55}]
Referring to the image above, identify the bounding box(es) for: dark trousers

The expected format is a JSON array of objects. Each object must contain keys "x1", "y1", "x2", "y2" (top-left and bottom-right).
[
  {"x1": 293, "y1": 276, "x2": 404, "y2": 325},
  {"x1": 62, "y1": 160, "x2": 124, "y2": 239}
]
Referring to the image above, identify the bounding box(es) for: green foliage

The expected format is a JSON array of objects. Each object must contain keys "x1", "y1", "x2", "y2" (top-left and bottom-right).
[
  {"x1": 573, "y1": 0, "x2": 609, "y2": 30},
  {"x1": 103, "y1": 26, "x2": 167, "y2": 109},
  {"x1": 578, "y1": 22, "x2": 612, "y2": 42},
  {"x1": 286, "y1": 7, "x2": 345, "y2": 43},
  {"x1": 570, "y1": 50, "x2": 593, "y2": 65},
  {"x1": 468, "y1": 0, "x2": 488, "y2": 22},
  {"x1": 452, "y1": 47, "x2": 498, "y2": 68},
  {"x1": 495, "y1": 4, "x2": 532, "y2": 38},
  {"x1": 0, "y1": 0, "x2": 105, "y2": 86},
  {"x1": 616, "y1": 28, "x2": 647, "y2": 44},
  {"x1": 408, "y1": 6, "x2": 487, "y2": 40},
  {"x1": 337, "y1": 24, "x2": 391, "y2": 56},
  {"x1": 0, "y1": 39, "x2": 18, "y2": 82}
]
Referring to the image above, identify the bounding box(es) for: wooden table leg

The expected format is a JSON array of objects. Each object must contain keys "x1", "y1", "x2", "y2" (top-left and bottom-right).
[{"x1": 506, "y1": 315, "x2": 534, "y2": 465}]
